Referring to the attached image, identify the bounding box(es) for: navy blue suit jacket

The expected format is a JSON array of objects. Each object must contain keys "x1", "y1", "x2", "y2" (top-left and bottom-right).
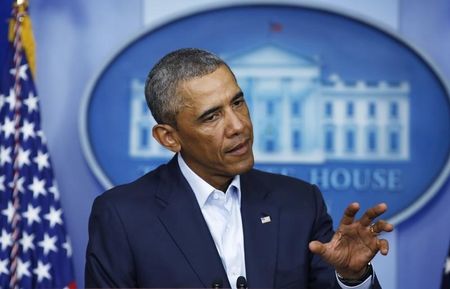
[{"x1": 85, "y1": 156, "x2": 380, "y2": 289}]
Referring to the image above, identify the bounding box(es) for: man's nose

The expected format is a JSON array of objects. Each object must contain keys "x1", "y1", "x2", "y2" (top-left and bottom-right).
[{"x1": 225, "y1": 109, "x2": 245, "y2": 137}]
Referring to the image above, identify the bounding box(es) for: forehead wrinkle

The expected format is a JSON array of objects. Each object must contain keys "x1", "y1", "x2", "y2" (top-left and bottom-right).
[
  {"x1": 176, "y1": 66, "x2": 240, "y2": 117},
  {"x1": 178, "y1": 78, "x2": 220, "y2": 111}
]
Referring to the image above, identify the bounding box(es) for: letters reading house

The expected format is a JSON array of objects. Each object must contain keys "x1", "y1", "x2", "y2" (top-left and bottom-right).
[{"x1": 129, "y1": 45, "x2": 410, "y2": 163}]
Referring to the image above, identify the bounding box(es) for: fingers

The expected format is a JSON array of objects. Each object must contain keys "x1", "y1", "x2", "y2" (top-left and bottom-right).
[
  {"x1": 378, "y1": 238, "x2": 389, "y2": 255},
  {"x1": 370, "y1": 220, "x2": 394, "y2": 234},
  {"x1": 339, "y1": 202, "x2": 360, "y2": 226},
  {"x1": 359, "y1": 203, "x2": 388, "y2": 226},
  {"x1": 309, "y1": 240, "x2": 326, "y2": 255}
]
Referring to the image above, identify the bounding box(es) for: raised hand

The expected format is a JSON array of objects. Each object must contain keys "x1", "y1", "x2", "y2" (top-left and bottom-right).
[{"x1": 309, "y1": 202, "x2": 394, "y2": 279}]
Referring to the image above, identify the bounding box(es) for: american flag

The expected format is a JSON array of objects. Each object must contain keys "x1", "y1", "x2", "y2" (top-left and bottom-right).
[{"x1": 0, "y1": 2, "x2": 76, "y2": 289}]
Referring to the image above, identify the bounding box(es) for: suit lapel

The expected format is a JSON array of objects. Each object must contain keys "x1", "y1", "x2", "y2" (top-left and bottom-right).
[
  {"x1": 156, "y1": 157, "x2": 230, "y2": 288},
  {"x1": 240, "y1": 171, "x2": 279, "y2": 289}
]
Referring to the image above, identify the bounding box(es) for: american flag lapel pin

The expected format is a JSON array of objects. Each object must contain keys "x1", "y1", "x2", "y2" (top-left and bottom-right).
[{"x1": 260, "y1": 215, "x2": 271, "y2": 224}]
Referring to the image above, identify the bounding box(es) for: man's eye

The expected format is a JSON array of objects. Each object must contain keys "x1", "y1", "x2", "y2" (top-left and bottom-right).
[
  {"x1": 204, "y1": 113, "x2": 219, "y2": 122},
  {"x1": 233, "y1": 99, "x2": 244, "y2": 107}
]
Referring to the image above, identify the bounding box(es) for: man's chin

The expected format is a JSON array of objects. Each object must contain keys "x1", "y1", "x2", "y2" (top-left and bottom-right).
[{"x1": 233, "y1": 154, "x2": 254, "y2": 175}]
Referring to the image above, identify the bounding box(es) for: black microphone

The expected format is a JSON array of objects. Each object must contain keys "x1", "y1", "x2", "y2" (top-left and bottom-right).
[
  {"x1": 211, "y1": 278, "x2": 223, "y2": 289},
  {"x1": 236, "y1": 276, "x2": 247, "y2": 289}
]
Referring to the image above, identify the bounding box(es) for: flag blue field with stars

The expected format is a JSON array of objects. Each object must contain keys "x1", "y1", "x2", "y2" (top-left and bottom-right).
[{"x1": 0, "y1": 2, "x2": 76, "y2": 288}]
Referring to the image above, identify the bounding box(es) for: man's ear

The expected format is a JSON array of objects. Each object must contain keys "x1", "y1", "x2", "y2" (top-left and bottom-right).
[{"x1": 152, "y1": 124, "x2": 181, "y2": 153}]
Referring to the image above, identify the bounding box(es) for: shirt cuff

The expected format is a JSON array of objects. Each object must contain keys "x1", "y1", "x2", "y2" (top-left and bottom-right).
[{"x1": 335, "y1": 271, "x2": 374, "y2": 289}]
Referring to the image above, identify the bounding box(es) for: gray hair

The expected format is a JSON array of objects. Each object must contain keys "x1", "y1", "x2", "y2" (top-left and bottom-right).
[{"x1": 144, "y1": 48, "x2": 232, "y2": 126}]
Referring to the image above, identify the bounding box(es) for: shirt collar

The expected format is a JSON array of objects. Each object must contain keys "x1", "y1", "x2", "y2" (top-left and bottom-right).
[{"x1": 177, "y1": 153, "x2": 241, "y2": 208}]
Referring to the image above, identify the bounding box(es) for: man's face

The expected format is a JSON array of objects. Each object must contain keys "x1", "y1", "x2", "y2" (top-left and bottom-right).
[{"x1": 174, "y1": 65, "x2": 254, "y2": 189}]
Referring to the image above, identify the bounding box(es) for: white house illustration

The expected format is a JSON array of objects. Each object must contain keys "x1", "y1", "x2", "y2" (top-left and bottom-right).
[{"x1": 129, "y1": 44, "x2": 410, "y2": 162}]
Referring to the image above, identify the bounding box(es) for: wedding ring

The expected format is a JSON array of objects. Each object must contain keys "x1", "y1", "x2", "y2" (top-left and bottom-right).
[{"x1": 369, "y1": 223, "x2": 376, "y2": 234}]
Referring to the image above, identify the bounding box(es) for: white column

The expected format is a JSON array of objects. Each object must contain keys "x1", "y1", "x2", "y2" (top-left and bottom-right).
[{"x1": 281, "y1": 79, "x2": 292, "y2": 155}]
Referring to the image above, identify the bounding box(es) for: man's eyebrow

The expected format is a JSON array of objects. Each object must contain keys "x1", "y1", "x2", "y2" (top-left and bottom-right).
[
  {"x1": 197, "y1": 105, "x2": 221, "y2": 121},
  {"x1": 197, "y1": 91, "x2": 244, "y2": 121},
  {"x1": 231, "y1": 91, "x2": 244, "y2": 102}
]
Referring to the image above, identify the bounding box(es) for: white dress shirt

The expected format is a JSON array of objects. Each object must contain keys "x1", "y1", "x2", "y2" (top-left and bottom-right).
[
  {"x1": 177, "y1": 154, "x2": 372, "y2": 289},
  {"x1": 178, "y1": 154, "x2": 246, "y2": 289}
]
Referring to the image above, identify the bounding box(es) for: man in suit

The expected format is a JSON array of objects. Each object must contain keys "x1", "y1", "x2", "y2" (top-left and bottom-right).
[{"x1": 85, "y1": 48, "x2": 393, "y2": 289}]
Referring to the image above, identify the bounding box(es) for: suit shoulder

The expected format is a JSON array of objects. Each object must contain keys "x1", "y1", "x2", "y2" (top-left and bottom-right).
[
  {"x1": 246, "y1": 168, "x2": 313, "y2": 190},
  {"x1": 243, "y1": 169, "x2": 325, "y2": 207},
  {"x1": 94, "y1": 162, "x2": 169, "y2": 207}
]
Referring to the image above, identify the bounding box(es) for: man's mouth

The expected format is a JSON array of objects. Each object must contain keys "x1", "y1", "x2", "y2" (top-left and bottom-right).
[{"x1": 225, "y1": 139, "x2": 251, "y2": 156}]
